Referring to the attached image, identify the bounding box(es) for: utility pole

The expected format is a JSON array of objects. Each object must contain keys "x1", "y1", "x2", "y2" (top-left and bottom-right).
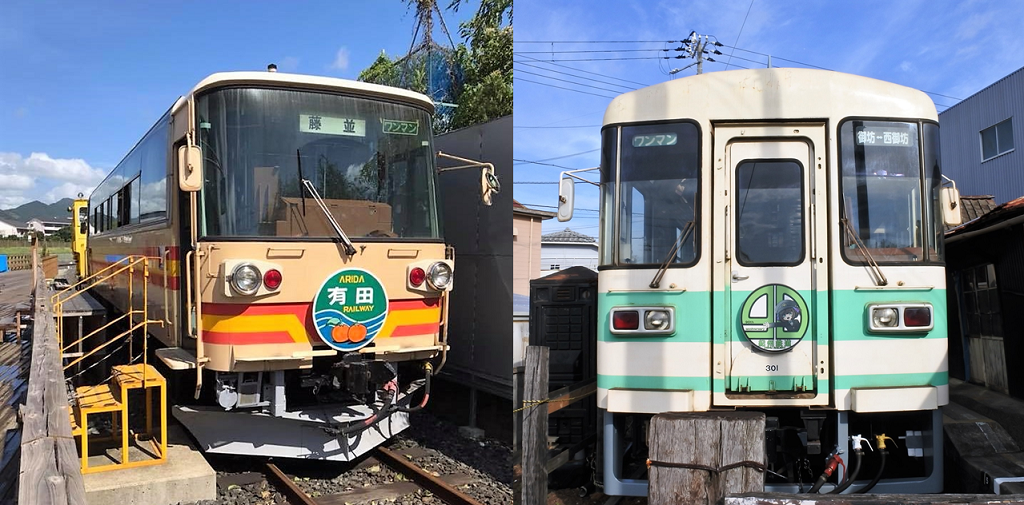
[{"x1": 670, "y1": 32, "x2": 723, "y2": 76}]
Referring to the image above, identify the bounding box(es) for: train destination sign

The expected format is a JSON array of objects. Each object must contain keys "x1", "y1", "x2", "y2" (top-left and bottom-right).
[
  {"x1": 740, "y1": 284, "x2": 808, "y2": 353},
  {"x1": 299, "y1": 114, "x2": 366, "y2": 137},
  {"x1": 312, "y1": 268, "x2": 390, "y2": 352},
  {"x1": 854, "y1": 126, "x2": 912, "y2": 147},
  {"x1": 632, "y1": 133, "x2": 678, "y2": 147},
  {"x1": 382, "y1": 119, "x2": 419, "y2": 135}
]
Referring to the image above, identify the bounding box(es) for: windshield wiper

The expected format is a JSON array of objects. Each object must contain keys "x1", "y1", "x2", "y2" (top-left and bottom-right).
[
  {"x1": 301, "y1": 178, "x2": 357, "y2": 256},
  {"x1": 841, "y1": 217, "x2": 887, "y2": 286},
  {"x1": 296, "y1": 149, "x2": 307, "y2": 217},
  {"x1": 650, "y1": 221, "x2": 694, "y2": 289}
]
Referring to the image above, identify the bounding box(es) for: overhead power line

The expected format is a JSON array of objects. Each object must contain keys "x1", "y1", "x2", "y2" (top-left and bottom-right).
[
  {"x1": 515, "y1": 68, "x2": 626, "y2": 94},
  {"x1": 513, "y1": 159, "x2": 591, "y2": 170},
  {"x1": 514, "y1": 124, "x2": 602, "y2": 129},
  {"x1": 512, "y1": 61, "x2": 630, "y2": 91},
  {"x1": 514, "y1": 148, "x2": 599, "y2": 165},
  {"x1": 514, "y1": 76, "x2": 616, "y2": 99},
  {"x1": 516, "y1": 54, "x2": 650, "y2": 87}
]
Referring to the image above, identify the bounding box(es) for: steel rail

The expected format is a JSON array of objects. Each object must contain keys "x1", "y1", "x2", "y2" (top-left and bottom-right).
[
  {"x1": 373, "y1": 446, "x2": 486, "y2": 505},
  {"x1": 264, "y1": 462, "x2": 318, "y2": 505}
]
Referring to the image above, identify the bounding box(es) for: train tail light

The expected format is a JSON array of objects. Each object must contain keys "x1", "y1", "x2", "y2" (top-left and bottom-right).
[
  {"x1": 612, "y1": 310, "x2": 639, "y2": 330},
  {"x1": 263, "y1": 269, "x2": 282, "y2": 290},
  {"x1": 409, "y1": 267, "x2": 426, "y2": 287},
  {"x1": 903, "y1": 307, "x2": 932, "y2": 327}
]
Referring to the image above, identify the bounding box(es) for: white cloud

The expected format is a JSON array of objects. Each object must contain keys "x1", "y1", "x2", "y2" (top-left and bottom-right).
[
  {"x1": 0, "y1": 173, "x2": 34, "y2": 190},
  {"x1": 44, "y1": 182, "x2": 97, "y2": 203},
  {"x1": 0, "y1": 152, "x2": 107, "y2": 209},
  {"x1": 899, "y1": 61, "x2": 916, "y2": 72},
  {"x1": 330, "y1": 47, "x2": 350, "y2": 70},
  {"x1": 0, "y1": 152, "x2": 106, "y2": 183}
]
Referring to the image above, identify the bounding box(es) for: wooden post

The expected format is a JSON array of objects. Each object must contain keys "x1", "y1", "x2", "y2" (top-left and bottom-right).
[
  {"x1": 648, "y1": 412, "x2": 765, "y2": 505},
  {"x1": 520, "y1": 346, "x2": 549, "y2": 505}
]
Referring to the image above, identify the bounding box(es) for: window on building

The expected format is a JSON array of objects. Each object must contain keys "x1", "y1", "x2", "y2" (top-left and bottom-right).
[
  {"x1": 981, "y1": 118, "x2": 1014, "y2": 161},
  {"x1": 550, "y1": 264, "x2": 560, "y2": 270},
  {"x1": 961, "y1": 263, "x2": 1001, "y2": 337}
]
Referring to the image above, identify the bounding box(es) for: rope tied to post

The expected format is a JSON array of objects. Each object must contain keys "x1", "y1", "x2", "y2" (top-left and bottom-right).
[{"x1": 646, "y1": 459, "x2": 766, "y2": 474}]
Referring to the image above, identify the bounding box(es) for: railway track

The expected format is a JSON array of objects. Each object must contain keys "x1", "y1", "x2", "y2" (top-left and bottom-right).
[{"x1": 262, "y1": 445, "x2": 489, "y2": 505}]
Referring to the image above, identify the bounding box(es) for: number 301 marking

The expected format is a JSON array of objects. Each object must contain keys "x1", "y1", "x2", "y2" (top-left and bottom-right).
[{"x1": 765, "y1": 364, "x2": 779, "y2": 372}]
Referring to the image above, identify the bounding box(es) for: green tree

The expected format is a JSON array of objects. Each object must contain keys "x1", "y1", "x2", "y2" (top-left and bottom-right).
[
  {"x1": 357, "y1": 0, "x2": 511, "y2": 133},
  {"x1": 53, "y1": 226, "x2": 73, "y2": 242},
  {"x1": 449, "y1": 0, "x2": 511, "y2": 129}
]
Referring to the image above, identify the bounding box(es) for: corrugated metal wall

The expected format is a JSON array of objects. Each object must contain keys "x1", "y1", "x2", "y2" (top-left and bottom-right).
[{"x1": 939, "y1": 66, "x2": 1024, "y2": 204}]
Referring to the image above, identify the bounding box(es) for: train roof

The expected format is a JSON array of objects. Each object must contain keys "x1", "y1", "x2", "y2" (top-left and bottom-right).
[
  {"x1": 603, "y1": 68, "x2": 937, "y2": 126},
  {"x1": 171, "y1": 71, "x2": 435, "y2": 114}
]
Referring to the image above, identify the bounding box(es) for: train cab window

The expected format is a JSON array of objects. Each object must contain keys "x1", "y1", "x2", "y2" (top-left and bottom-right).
[
  {"x1": 735, "y1": 160, "x2": 804, "y2": 266},
  {"x1": 610, "y1": 121, "x2": 700, "y2": 266},
  {"x1": 839, "y1": 120, "x2": 938, "y2": 264},
  {"x1": 195, "y1": 87, "x2": 440, "y2": 240}
]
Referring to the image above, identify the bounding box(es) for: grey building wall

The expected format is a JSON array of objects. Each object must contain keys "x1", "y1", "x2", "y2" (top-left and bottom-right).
[
  {"x1": 435, "y1": 115, "x2": 512, "y2": 398},
  {"x1": 939, "y1": 66, "x2": 1024, "y2": 204}
]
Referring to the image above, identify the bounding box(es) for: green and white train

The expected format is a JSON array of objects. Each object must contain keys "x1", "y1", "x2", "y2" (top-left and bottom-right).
[{"x1": 557, "y1": 68, "x2": 962, "y2": 495}]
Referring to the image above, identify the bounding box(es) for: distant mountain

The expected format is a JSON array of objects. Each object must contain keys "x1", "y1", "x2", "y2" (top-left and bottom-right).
[{"x1": 0, "y1": 198, "x2": 76, "y2": 225}]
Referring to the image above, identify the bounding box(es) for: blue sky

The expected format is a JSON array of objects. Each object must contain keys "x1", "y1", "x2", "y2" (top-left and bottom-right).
[
  {"x1": 0, "y1": 1, "x2": 474, "y2": 209},
  {"x1": 513, "y1": 0, "x2": 1024, "y2": 238}
]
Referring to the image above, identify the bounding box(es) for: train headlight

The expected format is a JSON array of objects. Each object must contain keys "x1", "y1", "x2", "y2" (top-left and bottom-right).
[
  {"x1": 872, "y1": 307, "x2": 898, "y2": 327},
  {"x1": 426, "y1": 262, "x2": 453, "y2": 290},
  {"x1": 230, "y1": 263, "x2": 262, "y2": 296},
  {"x1": 645, "y1": 310, "x2": 670, "y2": 330}
]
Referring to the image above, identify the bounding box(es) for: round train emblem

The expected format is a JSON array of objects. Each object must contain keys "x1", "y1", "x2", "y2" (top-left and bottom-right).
[
  {"x1": 739, "y1": 284, "x2": 808, "y2": 352},
  {"x1": 312, "y1": 268, "x2": 389, "y2": 351}
]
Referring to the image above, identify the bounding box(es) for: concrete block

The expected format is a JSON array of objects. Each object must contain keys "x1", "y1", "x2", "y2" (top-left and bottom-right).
[{"x1": 83, "y1": 425, "x2": 216, "y2": 505}]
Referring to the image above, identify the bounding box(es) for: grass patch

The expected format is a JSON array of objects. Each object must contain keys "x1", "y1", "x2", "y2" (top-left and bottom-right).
[{"x1": 0, "y1": 246, "x2": 72, "y2": 255}]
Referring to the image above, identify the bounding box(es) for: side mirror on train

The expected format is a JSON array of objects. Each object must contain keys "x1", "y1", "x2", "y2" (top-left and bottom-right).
[
  {"x1": 940, "y1": 186, "x2": 962, "y2": 227},
  {"x1": 557, "y1": 177, "x2": 575, "y2": 222},
  {"x1": 481, "y1": 166, "x2": 500, "y2": 206},
  {"x1": 436, "y1": 151, "x2": 500, "y2": 206},
  {"x1": 177, "y1": 145, "x2": 203, "y2": 192}
]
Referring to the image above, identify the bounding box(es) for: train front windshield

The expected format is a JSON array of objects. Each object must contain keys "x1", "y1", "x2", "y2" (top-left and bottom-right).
[
  {"x1": 599, "y1": 122, "x2": 701, "y2": 266},
  {"x1": 839, "y1": 120, "x2": 943, "y2": 263},
  {"x1": 196, "y1": 87, "x2": 441, "y2": 240}
]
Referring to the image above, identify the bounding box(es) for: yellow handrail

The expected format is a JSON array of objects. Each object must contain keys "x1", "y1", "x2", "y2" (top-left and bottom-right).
[{"x1": 52, "y1": 255, "x2": 159, "y2": 377}]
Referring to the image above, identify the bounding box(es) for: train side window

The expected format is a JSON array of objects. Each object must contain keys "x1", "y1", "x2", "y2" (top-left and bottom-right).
[
  {"x1": 129, "y1": 177, "x2": 141, "y2": 224},
  {"x1": 140, "y1": 117, "x2": 169, "y2": 222}
]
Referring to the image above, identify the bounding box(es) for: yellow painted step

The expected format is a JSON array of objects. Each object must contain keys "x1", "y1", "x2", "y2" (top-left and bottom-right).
[{"x1": 112, "y1": 364, "x2": 165, "y2": 390}]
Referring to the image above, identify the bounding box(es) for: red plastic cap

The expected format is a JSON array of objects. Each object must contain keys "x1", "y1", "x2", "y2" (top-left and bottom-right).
[
  {"x1": 409, "y1": 267, "x2": 426, "y2": 287},
  {"x1": 612, "y1": 310, "x2": 639, "y2": 330},
  {"x1": 263, "y1": 269, "x2": 282, "y2": 290},
  {"x1": 904, "y1": 307, "x2": 931, "y2": 327}
]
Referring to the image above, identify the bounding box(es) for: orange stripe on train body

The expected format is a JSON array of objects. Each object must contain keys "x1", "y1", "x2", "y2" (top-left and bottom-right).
[{"x1": 201, "y1": 299, "x2": 441, "y2": 346}]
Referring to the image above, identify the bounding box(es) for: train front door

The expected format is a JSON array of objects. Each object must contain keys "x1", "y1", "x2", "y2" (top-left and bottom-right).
[{"x1": 711, "y1": 124, "x2": 830, "y2": 407}]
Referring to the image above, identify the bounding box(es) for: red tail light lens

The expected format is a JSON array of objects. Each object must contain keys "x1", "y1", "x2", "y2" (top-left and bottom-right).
[
  {"x1": 612, "y1": 310, "x2": 639, "y2": 330},
  {"x1": 263, "y1": 269, "x2": 282, "y2": 290},
  {"x1": 409, "y1": 267, "x2": 426, "y2": 287},
  {"x1": 904, "y1": 307, "x2": 931, "y2": 327}
]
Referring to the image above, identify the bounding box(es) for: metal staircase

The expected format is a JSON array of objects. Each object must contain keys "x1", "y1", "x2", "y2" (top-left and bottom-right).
[{"x1": 53, "y1": 256, "x2": 168, "y2": 473}]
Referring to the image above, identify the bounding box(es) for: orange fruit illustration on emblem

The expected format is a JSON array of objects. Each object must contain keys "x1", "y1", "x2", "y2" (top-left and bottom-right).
[
  {"x1": 348, "y1": 324, "x2": 368, "y2": 343},
  {"x1": 331, "y1": 324, "x2": 350, "y2": 342}
]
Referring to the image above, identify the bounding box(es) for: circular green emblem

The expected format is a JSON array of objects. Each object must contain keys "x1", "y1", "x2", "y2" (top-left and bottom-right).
[
  {"x1": 739, "y1": 284, "x2": 808, "y2": 353},
  {"x1": 313, "y1": 268, "x2": 389, "y2": 351}
]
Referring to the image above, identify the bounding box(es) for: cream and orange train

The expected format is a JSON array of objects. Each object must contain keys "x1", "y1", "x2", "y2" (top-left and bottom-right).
[{"x1": 85, "y1": 69, "x2": 497, "y2": 460}]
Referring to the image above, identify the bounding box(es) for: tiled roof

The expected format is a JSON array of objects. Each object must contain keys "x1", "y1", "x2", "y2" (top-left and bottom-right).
[
  {"x1": 946, "y1": 194, "x2": 1024, "y2": 239},
  {"x1": 542, "y1": 228, "x2": 595, "y2": 243},
  {"x1": 512, "y1": 199, "x2": 556, "y2": 219},
  {"x1": 959, "y1": 195, "x2": 997, "y2": 224}
]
